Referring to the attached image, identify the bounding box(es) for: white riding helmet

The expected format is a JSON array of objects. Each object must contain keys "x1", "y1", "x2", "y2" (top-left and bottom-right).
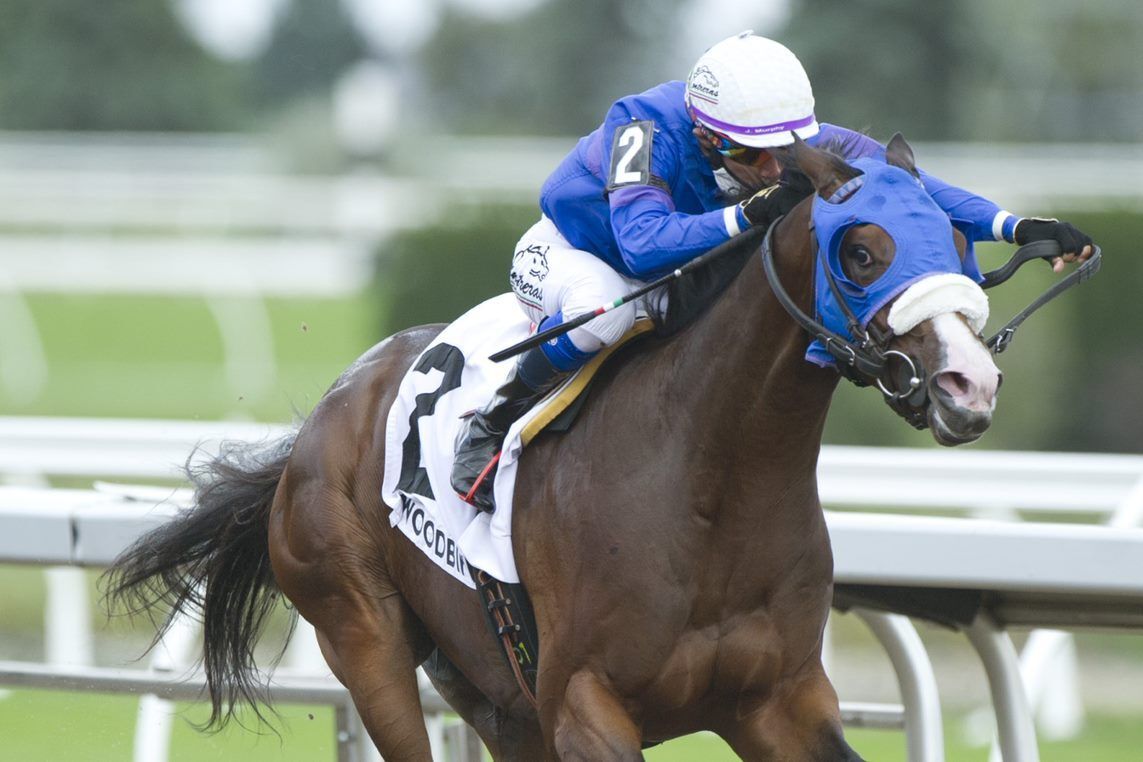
[{"x1": 685, "y1": 31, "x2": 819, "y2": 149}]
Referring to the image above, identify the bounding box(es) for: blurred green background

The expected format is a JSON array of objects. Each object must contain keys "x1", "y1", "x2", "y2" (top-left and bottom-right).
[{"x1": 0, "y1": 0, "x2": 1141, "y2": 760}]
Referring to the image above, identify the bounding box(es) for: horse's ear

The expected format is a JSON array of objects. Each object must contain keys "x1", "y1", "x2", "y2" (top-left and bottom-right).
[
  {"x1": 885, "y1": 132, "x2": 920, "y2": 178},
  {"x1": 791, "y1": 132, "x2": 862, "y2": 200}
]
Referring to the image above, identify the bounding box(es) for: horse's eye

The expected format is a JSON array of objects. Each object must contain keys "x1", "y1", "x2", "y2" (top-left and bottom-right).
[{"x1": 847, "y1": 246, "x2": 874, "y2": 268}]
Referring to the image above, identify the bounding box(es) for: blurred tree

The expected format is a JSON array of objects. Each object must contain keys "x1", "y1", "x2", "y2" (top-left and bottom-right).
[
  {"x1": 252, "y1": 0, "x2": 368, "y2": 109},
  {"x1": 968, "y1": 1, "x2": 1143, "y2": 142},
  {"x1": 0, "y1": 0, "x2": 249, "y2": 131},
  {"x1": 1042, "y1": 210, "x2": 1143, "y2": 453},
  {"x1": 777, "y1": 0, "x2": 1143, "y2": 143},
  {"x1": 419, "y1": 0, "x2": 684, "y2": 135},
  {"x1": 392, "y1": 0, "x2": 1143, "y2": 143},
  {"x1": 778, "y1": 0, "x2": 985, "y2": 140},
  {"x1": 379, "y1": 204, "x2": 537, "y2": 332}
]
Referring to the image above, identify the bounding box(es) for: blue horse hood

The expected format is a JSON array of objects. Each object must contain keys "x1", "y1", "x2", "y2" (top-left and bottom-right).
[{"x1": 806, "y1": 157, "x2": 983, "y2": 368}]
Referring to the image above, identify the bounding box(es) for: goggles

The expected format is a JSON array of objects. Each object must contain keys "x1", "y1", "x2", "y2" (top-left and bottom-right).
[{"x1": 700, "y1": 124, "x2": 764, "y2": 162}]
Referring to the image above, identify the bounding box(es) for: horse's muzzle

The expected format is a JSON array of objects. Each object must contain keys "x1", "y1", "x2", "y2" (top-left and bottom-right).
[{"x1": 927, "y1": 369, "x2": 999, "y2": 445}]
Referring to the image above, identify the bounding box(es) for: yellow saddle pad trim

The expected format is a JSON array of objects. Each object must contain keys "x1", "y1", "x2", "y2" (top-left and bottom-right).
[{"x1": 519, "y1": 319, "x2": 655, "y2": 446}]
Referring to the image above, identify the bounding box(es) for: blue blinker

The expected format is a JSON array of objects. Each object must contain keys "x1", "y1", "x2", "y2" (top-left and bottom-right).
[{"x1": 806, "y1": 157, "x2": 980, "y2": 368}]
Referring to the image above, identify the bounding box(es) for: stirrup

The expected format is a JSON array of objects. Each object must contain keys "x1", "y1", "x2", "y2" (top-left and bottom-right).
[{"x1": 457, "y1": 451, "x2": 502, "y2": 512}]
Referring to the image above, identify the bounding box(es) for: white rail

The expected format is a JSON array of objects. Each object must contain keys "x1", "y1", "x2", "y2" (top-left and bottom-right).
[
  {"x1": 818, "y1": 445, "x2": 1143, "y2": 516},
  {"x1": 0, "y1": 133, "x2": 1141, "y2": 231},
  {"x1": 0, "y1": 236, "x2": 373, "y2": 297},
  {"x1": 4, "y1": 416, "x2": 1142, "y2": 513}
]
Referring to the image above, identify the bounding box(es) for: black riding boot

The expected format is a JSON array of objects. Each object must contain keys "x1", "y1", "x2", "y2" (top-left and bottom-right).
[{"x1": 451, "y1": 347, "x2": 567, "y2": 512}]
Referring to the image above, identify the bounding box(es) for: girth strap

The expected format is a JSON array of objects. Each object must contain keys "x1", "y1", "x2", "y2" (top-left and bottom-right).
[{"x1": 474, "y1": 569, "x2": 540, "y2": 709}]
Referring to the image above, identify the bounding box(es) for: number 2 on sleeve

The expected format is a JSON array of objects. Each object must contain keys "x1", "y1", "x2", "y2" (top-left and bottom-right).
[{"x1": 606, "y1": 120, "x2": 654, "y2": 191}]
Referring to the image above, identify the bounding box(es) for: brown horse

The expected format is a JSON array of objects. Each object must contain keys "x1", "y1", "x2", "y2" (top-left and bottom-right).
[{"x1": 106, "y1": 136, "x2": 1001, "y2": 760}]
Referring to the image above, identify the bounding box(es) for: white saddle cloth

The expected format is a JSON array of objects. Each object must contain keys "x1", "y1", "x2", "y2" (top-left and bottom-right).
[{"x1": 380, "y1": 293, "x2": 570, "y2": 588}]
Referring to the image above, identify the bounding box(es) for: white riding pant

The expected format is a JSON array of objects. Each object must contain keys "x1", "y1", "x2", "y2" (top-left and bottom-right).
[{"x1": 509, "y1": 216, "x2": 650, "y2": 354}]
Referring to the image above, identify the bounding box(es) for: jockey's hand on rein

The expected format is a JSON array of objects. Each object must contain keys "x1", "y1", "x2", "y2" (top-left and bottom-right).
[
  {"x1": 739, "y1": 176, "x2": 813, "y2": 230},
  {"x1": 1014, "y1": 217, "x2": 1095, "y2": 273}
]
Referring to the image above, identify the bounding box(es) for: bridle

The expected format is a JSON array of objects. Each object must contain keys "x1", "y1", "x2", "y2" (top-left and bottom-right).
[
  {"x1": 759, "y1": 218, "x2": 1102, "y2": 429},
  {"x1": 759, "y1": 219, "x2": 928, "y2": 427}
]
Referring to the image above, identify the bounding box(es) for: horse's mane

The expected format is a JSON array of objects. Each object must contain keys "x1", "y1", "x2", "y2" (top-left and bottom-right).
[{"x1": 651, "y1": 226, "x2": 766, "y2": 336}]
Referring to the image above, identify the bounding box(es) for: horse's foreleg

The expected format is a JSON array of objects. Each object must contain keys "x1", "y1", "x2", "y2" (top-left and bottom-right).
[
  {"x1": 719, "y1": 666, "x2": 864, "y2": 762},
  {"x1": 546, "y1": 670, "x2": 644, "y2": 762}
]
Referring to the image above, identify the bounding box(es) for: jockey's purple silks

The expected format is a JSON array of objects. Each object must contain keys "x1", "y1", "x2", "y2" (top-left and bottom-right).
[{"x1": 805, "y1": 157, "x2": 983, "y2": 368}]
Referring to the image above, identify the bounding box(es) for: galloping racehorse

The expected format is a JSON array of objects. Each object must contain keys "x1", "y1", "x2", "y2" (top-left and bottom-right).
[{"x1": 108, "y1": 137, "x2": 1004, "y2": 760}]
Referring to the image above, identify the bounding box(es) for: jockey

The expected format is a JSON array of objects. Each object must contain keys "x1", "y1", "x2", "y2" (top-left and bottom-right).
[{"x1": 452, "y1": 30, "x2": 1095, "y2": 512}]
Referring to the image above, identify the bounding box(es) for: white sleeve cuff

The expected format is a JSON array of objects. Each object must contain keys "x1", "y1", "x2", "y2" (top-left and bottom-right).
[
  {"x1": 724, "y1": 205, "x2": 742, "y2": 237},
  {"x1": 992, "y1": 210, "x2": 1015, "y2": 242}
]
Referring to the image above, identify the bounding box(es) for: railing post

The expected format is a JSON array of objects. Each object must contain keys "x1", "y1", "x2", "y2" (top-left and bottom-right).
[
  {"x1": 444, "y1": 720, "x2": 485, "y2": 762},
  {"x1": 965, "y1": 613, "x2": 1040, "y2": 762},
  {"x1": 335, "y1": 702, "x2": 358, "y2": 762},
  {"x1": 853, "y1": 609, "x2": 945, "y2": 762},
  {"x1": 133, "y1": 610, "x2": 201, "y2": 762},
  {"x1": 44, "y1": 567, "x2": 93, "y2": 667}
]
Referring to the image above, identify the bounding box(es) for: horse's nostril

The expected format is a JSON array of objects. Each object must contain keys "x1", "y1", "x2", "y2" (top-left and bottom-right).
[
  {"x1": 931, "y1": 366, "x2": 1000, "y2": 415},
  {"x1": 937, "y1": 371, "x2": 970, "y2": 398}
]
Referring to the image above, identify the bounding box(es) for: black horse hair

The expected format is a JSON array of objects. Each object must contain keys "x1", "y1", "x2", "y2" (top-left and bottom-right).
[{"x1": 102, "y1": 431, "x2": 297, "y2": 731}]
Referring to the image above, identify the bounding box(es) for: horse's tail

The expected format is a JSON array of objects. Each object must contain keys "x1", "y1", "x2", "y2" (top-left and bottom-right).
[{"x1": 103, "y1": 432, "x2": 297, "y2": 729}]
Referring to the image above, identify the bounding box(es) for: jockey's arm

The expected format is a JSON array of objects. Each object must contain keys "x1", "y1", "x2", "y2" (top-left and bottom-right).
[
  {"x1": 915, "y1": 163, "x2": 1092, "y2": 266},
  {"x1": 826, "y1": 124, "x2": 1093, "y2": 269},
  {"x1": 918, "y1": 172, "x2": 1017, "y2": 244},
  {"x1": 609, "y1": 185, "x2": 744, "y2": 280},
  {"x1": 816, "y1": 124, "x2": 1016, "y2": 245},
  {"x1": 593, "y1": 102, "x2": 752, "y2": 280}
]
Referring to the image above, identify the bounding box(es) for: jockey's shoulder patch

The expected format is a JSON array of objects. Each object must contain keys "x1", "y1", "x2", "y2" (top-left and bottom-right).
[{"x1": 605, "y1": 119, "x2": 668, "y2": 193}]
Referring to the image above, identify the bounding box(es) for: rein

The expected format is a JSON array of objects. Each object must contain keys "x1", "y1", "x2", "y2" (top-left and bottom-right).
[
  {"x1": 759, "y1": 218, "x2": 1103, "y2": 424},
  {"x1": 980, "y1": 239, "x2": 1103, "y2": 352}
]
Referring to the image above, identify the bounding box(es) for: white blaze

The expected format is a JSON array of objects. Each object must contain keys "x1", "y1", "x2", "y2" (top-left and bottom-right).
[
  {"x1": 929, "y1": 312, "x2": 1000, "y2": 413},
  {"x1": 887, "y1": 273, "x2": 999, "y2": 415}
]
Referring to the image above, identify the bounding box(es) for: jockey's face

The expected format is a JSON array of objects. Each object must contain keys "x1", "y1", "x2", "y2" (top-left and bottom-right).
[
  {"x1": 722, "y1": 149, "x2": 781, "y2": 191},
  {"x1": 694, "y1": 125, "x2": 782, "y2": 192}
]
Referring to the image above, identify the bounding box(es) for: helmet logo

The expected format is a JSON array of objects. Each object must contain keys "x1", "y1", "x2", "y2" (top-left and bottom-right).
[{"x1": 687, "y1": 65, "x2": 720, "y2": 104}]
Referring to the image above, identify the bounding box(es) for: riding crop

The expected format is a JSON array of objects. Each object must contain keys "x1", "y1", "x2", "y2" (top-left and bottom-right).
[{"x1": 489, "y1": 226, "x2": 767, "y2": 362}]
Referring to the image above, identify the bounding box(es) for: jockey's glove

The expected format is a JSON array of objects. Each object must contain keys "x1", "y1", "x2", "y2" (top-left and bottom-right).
[
  {"x1": 739, "y1": 173, "x2": 814, "y2": 230},
  {"x1": 1014, "y1": 217, "x2": 1093, "y2": 257}
]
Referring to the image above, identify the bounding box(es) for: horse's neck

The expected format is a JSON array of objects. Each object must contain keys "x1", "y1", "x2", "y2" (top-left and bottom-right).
[{"x1": 670, "y1": 208, "x2": 839, "y2": 482}]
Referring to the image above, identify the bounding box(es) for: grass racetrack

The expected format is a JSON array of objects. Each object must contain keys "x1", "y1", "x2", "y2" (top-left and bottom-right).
[{"x1": 3, "y1": 689, "x2": 1142, "y2": 761}]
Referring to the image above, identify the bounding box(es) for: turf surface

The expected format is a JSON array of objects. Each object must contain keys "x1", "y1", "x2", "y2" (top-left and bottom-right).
[{"x1": 2, "y1": 690, "x2": 1142, "y2": 760}]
